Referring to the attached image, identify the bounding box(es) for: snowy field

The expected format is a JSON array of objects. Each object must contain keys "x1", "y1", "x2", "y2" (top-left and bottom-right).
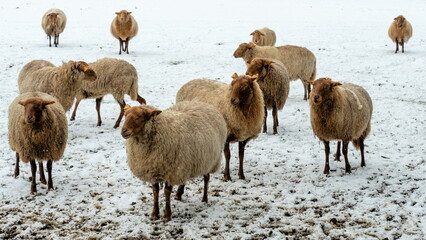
[{"x1": 0, "y1": 0, "x2": 425, "y2": 239}]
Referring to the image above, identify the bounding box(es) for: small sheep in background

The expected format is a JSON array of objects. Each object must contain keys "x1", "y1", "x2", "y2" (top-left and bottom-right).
[
  {"x1": 41, "y1": 9, "x2": 66, "y2": 47},
  {"x1": 111, "y1": 10, "x2": 138, "y2": 54},
  {"x1": 309, "y1": 78, "x2": 373, "y2": 174},
  {"x1": 70, "y1": 58, "x2": 146, "y2": 128},
  {"x1": 388, "y1": 15, "x2": 413, "y2": 53},
  {"x1": 250, "y1": 27, "x2": 276, "y2": 46},
  {"x1": 18, "y1": 60, "x2": 97, "y2": 112},
  {"x1": 176, "y1": 74, "x2": 264, "y2": 181},
  {"x1": 8, "y1": 92, "x2": 68, "y2": 194},
  {"x1": 246, "y1": 58, "x2": 290, "y2": 134},
  {"x1": 121, "y1": 101, "x2": 227, "y2": 221},
  {"x1": 234, "y1": 42, "x2": 316, "y2": 100}
]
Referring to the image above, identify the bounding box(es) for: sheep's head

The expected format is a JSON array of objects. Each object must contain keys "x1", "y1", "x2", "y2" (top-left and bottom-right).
[
  {"x1": 18, "y1": 97, "x2": 55, "y2": 124},
  {"x1": 121, "y1": 105, "x2": 162, "y2": 139},
  {"x1": 229, "y1": 73, "x2": 258, "y2": 106},
  {"x1": 233, "y1": 42, "x2": 256, "y2": 58},
  {"x1": 246, "y1": 58, "x2": 274, "y2": 78},
  {"x1": 309, "y1": 78, "x2": 342, "y2": 105},
  {"x1": 46, "y1": 13, "x2": 59, "y2": 27},
  {"x1": 115, "y1": 10, "x2": 132, "y2": 23},
  {"x1": 394, "y1": 15, "x2": 406, "y2": 28},
  {"x1": 250, "y1": 30, "x2": 265, "y2": 45},
  {"x1": 75, "y1": 61, "x2": 97, "y2": 81}
]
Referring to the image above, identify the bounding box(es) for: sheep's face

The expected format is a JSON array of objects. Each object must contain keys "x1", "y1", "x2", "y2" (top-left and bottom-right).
[
  {"x1": 18, "y1": 97, "x2": 55, "y2": 124},
  {"x1": 394, "y1": 15, "x2": 406, "y2": 28},
  {"x1": 115, "y1": 10, "x2": 132, "y2": 23},
  {"x1": 76, "y1": 61, "x2": 97, "y2": 81},
  {"x1": 121, "y1": 105, "x2": 162, "y2": 139},
  {"x1": 250, "y1": 30, "x2": 264, "y2": 45},
  {"x1": 233, "y1": 42, "x2": 255, "y2": 58},
  {"x1": 246, "y1": 58, "x2": 273, "y2": 78},
  {"x1": 229, "y1": 73, "x2": 258, "y2": 106},
  {"x1": 309, "y1": 78, "x2": 342, "y2": 105},
  {"x1": 46, "y1": 13, "x2": 59, "y2": 28}
]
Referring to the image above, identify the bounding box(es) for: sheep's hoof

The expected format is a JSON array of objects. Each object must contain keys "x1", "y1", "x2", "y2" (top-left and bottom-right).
[
  {"x1": 40, "y1": 178, "x2": 47, "y2": 185},
  {"x1": 238, "y1": 173, "x2": 245, "y2": 180},
  {"x1": 14, "y1": 172, "x2": 19, "y2": 178},
  {"x1": 273, "y1": 130, "x2": 278, "y2": 135},
  {"x1": 202, "y1": 197, "x2": 208, "y2": 203},
  {"x1": 323, "y1": 167, "x2": 330, "y2": 174},
  {"x1": 174, "y1": 195, "x2": 182, "y2": 201},
  {"x1": 97, "y1": 121, "x2": 102, "y2": 127},
  {"x1": 163, "y1": 216, "x2": 171, "y2": 222},
  {"x1": 345, "y1": 169, "x2": 352, "y2": 174},
  {"x1": 222, "y1": 175, "x2": 232, "y2": 182},
  {"x1": 150, "y1": 213, "x2": 159, "y2": 220}
]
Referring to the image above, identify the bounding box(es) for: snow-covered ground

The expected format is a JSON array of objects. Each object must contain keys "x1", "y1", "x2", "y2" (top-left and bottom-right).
[{"x1": 0, "y1": 0, "x2": 425, "y2": 239}]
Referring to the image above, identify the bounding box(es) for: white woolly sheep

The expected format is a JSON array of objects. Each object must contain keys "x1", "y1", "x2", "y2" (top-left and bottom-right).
[
  {"x1": 41, "y1": 8, "x2": 66, "y2": 47},
  {"x1": 388, "y1": 15, "x2": 413, "y2": 53},
  {"x1": 70, "y1": 58, "x2": 146, "y2": 128},
  {"x1": 8, "y1": 92, "x2": 68, "y2": 194},
  {"x1": 18, "y1": 60, "x2": 97, "y2": 112},
  {"x1": 250, "y1": 27, "x2": 276, "y2": 46},
  {"x1": 246, "y1": 58, "x2": 290, "y2": 134},
  {"x1": 233, "y1": 42, "x2": 316, "y2": 100},
  {"x1": 111, "y1": 10, "x2": 138, "y2": 54},
  {"x1": 121, "y1": 101, "x2": 227, "y2": 221},
  {"x1": 309, "y1": 78, "x2": 373, "y2": 174},
  {"x1": 176, "y1": 74, "x2": 264, "y2": 181}
]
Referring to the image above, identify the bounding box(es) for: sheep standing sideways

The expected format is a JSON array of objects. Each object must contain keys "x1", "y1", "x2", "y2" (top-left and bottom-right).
[
  {"x1": 176, "y1": 74, "x2": 264, "y2": 181},
  {"x1": 8, "y1": 92, "x2": 67, "y2": 194},
  {"x1": 246, "y1": 58, "x2": 290, "y2": 134},
  {"x1": 18, "y1": 60, "x2": 97, "y2": 112},
  {"x1": 41, "y1": 9, "x2": 66, "y2": 47},
  {"x1": 250, "y1": 27, "x2": 276, "y2": 46},
  {"x1": 234, "y1": 42, "x2": 316, "y2": 100},
  {"x1": 70, "y1": 58, "x2": 146, "y2": 128},
  {"x1": 111, "y1": 10, "x2": 138, "y2": 54},
  {"x1": 309, "y1": 78, "x2": 373, "y2": 174},
  {"x1": 121, "y1": 101, "x2": 227, "y2": 221},
  {"x1": 388, "y1": 15, "x2": 413, "y2": 53}
]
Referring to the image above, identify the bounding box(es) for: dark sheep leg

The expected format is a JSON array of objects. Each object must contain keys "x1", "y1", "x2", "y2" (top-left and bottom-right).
[
  {"x1": 202, "y1": 174, "x2": 210, "y2": 203},
  {"x1": 323, "y1": 140, "x2": 330, "y2": 174},
  {"x1": 30, "y1": 160, "x2": 37, "y2": 194},
  {"x1": 342, "y1": 141, "x2": 352, "y2": 174},
  {"x1": 14, "y1": 152, "x2": 20, "y2": 178},
  {"x1": 70, "y1": 99, "x2": 81, "y2": 121},
  {"x1": 39, "y1": 162, "x2": 47, "y2": 184},
  {"x1": 272, "y1": 105, "x2": 278, "y2": 134},
  {"x1": 164, "y1": 182, "x2": 173, "y2": 221},
  {"x1": 334, "y1": 141, "x2": 341, "y2": 161},
  {"x1": 47, "y1": 160, "x2": 53, "y2": 190},
  {"x1": 119, "y1": 38, "x2": 123, "y2": 54},
  {"x1": 96, "y1": 97, "x2": 103, "y2": 127},
  {"x1": 359, "y1": 138, "x2": 366, "y2": 167},
  {"x1": 151, "y1": 183, "x2": 160, "y2": 220},
  {"x1": 238, "y1": 140, "x2": 248, "y2": 179},
  {"x1": 175, "y1": 185, "x2": 185, "y2": 200},
  {"x1": 137, "y1": 94, "x2": 146, "y2": 105},
  {"x1": 395, "y1": 38, "x2": 399, "y2": 53},
  {"x1": 223, "y1": 141, "x2": 231, "y2": 181},
  {"x1": 263, "y1": 106, "x2": 267, "y2": 133},
  {"x1": 113, "y1": 100, "x2": 126, "y2": 129}
]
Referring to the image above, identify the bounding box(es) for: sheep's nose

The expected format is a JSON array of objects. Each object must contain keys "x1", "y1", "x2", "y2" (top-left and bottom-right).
[
  {"x1": 121, "y1": 128, "x2": 131, "y2": 139},
  {"x1": 230, "y1": 98, "x2": 238, "y2": 105}
]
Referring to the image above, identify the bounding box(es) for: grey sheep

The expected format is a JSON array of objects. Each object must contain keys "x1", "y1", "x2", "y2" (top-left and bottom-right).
[
  {"x1": 388, "y1": 15, "x2": 413, "y2": 53},
  {"x1": 250, "y1": 27, "x2": 276, "y2": 46},
  {"x1": 111, "y1": 10, "x2": 138, "y2": 54},
  {"x1": 41, "y1": 8, "x2": 66, "y2": 47}
]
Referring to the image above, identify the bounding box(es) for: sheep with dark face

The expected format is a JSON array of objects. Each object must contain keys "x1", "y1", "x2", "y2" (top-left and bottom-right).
[
  {"x1": 111, "y1": 10, "x2": 138, "y2": 54},
  {"x1": 309, "y1": 78, "x2": 373, "y2": 174},
  {"x1": 388, "y1": 15, "x2": 413, "y2": 53},
  {"x1": 41, "y1": 9, "x2": 66, "y2": 47}
]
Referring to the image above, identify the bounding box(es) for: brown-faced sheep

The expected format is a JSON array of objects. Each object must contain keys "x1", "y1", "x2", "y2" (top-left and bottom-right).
[
  {"x1": 41, "y1": 9, "x2": 66, "y2": 47},
  {"x1": 111, "y1": 10, "x2": 138, "y2": 54},
  {"x1": 70, "y1": 58, "x2": 146, "y2": 128},
  {"x1": 18, "y1": 60, "x2": 97, "y2": 112},
  {"x1": 8, "y1": 92, "x2": 67, "y2": 194},
  {"x1": 233, "y1": 42, "x2": 316, "y2": 100},
  {"x1": 250, "y1": 27, "x2": 276, "y2": 46},
  {"x1": 121, "y1": 101, "x2": 227, "y2": 221},
  {"x1": 309, "y1": 78, "x2": 373, "y2": 174},
  {"x1": 388, "y1": 15, "x2": 413, "y2": 53},
  {"x1": 176, "y1": 74, "x2": 264, "y2": 181},
  {"x1": 246, "y1": 58, "x2": 290, "y2": 134}
]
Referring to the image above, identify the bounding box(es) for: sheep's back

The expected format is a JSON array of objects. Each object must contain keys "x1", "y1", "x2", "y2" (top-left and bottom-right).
[
  {"x1": 258, "y1": 61, "x2": 290, "y2": 110},
  {"x1": 41, "y1": 9, "x2": 67, "y2": 35},
  {"x1": 18, "y1": 60, "x2": 55, "y2": 93},
  {"x1": 275, "y1": 45, "x2": 316, "y2": 81},
  {"x1": 257, "y1": 28, "x2": 276, "y2": 46}
]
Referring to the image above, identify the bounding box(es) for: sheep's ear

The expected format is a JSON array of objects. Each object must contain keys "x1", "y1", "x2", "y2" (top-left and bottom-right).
[
  {"x1": 248, "y1": 42, "x2": 256, "y2": 48},
  {"x1": 331, "y1": 82, "x2": 342, "y2": 87},
  {"x1": 249, "y1": 31, "x2": 254, "y2": 36},
  {"x1": 18, "y1": 100, "x2": 25, "y2": 106},
  {"x1": 308, "y1": 79, "x2": 315, "y2": 84},
  {"x1": 249, "y1": 74, "x2": 258, "y2": 81},
  {"x1": 394, "y1": 17, "x2": 397, "y2": 20},
  {"x1": 124, "y1": 104, "x2": 132, "y2": 112},
  {"x1": 259, "y1": 31, "x2": 265, "y2": 36},
  {"x1": 128, "y1": 12, "x2": 132, "y2": 14},
  {"x1": 42, "y1": 100, "x2": 55, "y2": 107},
  {"x1": 115, "y1": 12, "x2": 119, "y2": 15},
  {"x1": 150, "y1": 110, "x2": 162, "y2": 120},
  {"x1": 247, "y1": 60, "x2": 252, "y2": 65},
  {"x1": 231, "y1": 73, "x2": 238, "y2": 79}
]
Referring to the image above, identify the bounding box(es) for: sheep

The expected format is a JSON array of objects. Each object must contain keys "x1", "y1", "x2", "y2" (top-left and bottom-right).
[
  {"x1": 388, "y1": 15, "x2": 413, "y2": 53},
  {"x1": 41, "y1": 8, "x2": 67, "y2": 47},
  {"x1": 121, "y1": 101, "x2": 227, "y2": 221},
  {"x1": 309, "y1": 78, "x2": 373, "y2": 174},
  {"x1": 111, "y1": 10, "x2": 138, "y2": 54},
  {"x1": 233, "y1": 42, "x2": 316, "y2": 100},
  {"x1": 18, "y1": 60, "x2": 97, "y2": 112},
  {"x1": 176, "y1": 74, "x2": 264, "y2": 181},
  {"x1": 70, "y1": 58, "x2": 146, "y2": 128},
  {"x1": 8, "y1": 92, "x2": 68, "y2": 194},
  {"x1": 250, "y1": 27, "x2": 276, "y2": 46},
  {"x1": 245, "y1": 58, "x2": 290, "y2": 134}
]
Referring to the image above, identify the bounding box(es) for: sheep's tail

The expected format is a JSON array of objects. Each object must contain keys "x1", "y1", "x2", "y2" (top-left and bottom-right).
[
  {"x1": 352, "y1": 124, "x2": 370, "y2": 150},
  {"x1": 129, "y1": 78, "x2": 138, "y2": 101},
  {"x1": 310, "y1": 59, "x2": 317, "y2": 81}
]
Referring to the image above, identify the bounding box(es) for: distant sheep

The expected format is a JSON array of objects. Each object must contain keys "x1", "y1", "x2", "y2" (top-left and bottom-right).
[
  {"x1": 176, "y1": 74, "x2": 264, "y2": 181},
  {"x1": 246, "y1": 58, "x2": 290, "y2": 134},
  {"x1": 388, "y1": 15, "x2": 413, "y2": 53},
  {"x1": 8, "y1": 92, "x2": 67, "y2": 194},
  {"x1": 41, "y1": 9, "x2": 66, "y2": 47},
  {"x1": 111, "y1": 10, "x2": 138, "y2": 54},
  {"x1": 70, "y1": 58, "x2": 146, "y2": 128},
  {"x1": 234, "y1": 42, "x2": 316, "y2": 100},
  {"x1": 121, "y1": 101, "x2": 227, "y2": 221},
  {"x1": 250, "y1": 27, "x2": 276, "y2": 46},
  {"x1": 309, "y1": 78, "x2": 373, "y2": 174},
  {"x1": 18, "y1": 60, "x2": 97, "y2": 112}
]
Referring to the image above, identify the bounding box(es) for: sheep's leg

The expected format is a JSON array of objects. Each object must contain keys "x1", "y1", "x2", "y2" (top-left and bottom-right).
[
  {"x1": 359, "y1": 138, "x2": 366, "y2": 167},
  {"x1": 342, "y1": 141, "x2": 352, "y2": 174},
  {"x1": 137, "y1": 94, "x2": 147, "y2": 105},
  {"x1": 263, "y1": 106, "x2": 267, "y2": 133},
  {"x1": 303, "y1": 80, "x2": 309, "y2": 100},
  {"x1": 47, "y1": 160, "x2": 53, "y2": 190},
  {"x1": 96, "y1": 97, "x2": 103, "y2": 127},
  {"x1": 56, "y1": 34, "x2": 59, "y2": 46},
  {"x1": 272, "y1": 105, "x2": 278, "y2": 135},
  {"x1": 238, "y1": 140, "x2": 248, "y2": 180},
  {"x1": 164, "y1": 182, "x2": 173, "y2": 221},
  {"x1": 323, "y1": 140, "x2": 330, "y2": 174},
  {"x1": 125, "y1": 38, "x2": 130, "y2": 54},
  {"x1": 54, "y1": 34, "x2": 58, "y2": 47},
  {"x1": 402, "y1": 41, "x2": 405, "y2": 53},
  {"x1": 113, "y1": 100, "x2": 126, "y2": 128},
  {"x1": 70, "y1": 99, "x2": 81, "y2": 121},
  {"x1": 39, "y1": 162, "x2": 47, "y2": 184},
  {"x1": 202, "y1": 174, "x2": 210, "y2": 203},
  {"x1": 151, "y1": 183, "x2": 160, "y2": 220},
  {"x1": 223, "y1": 141, "x2": 231, "y2": 181},
  {"x1": 14, "y1": 152, "x2": 20, "y2": 178},
  {"x1": 30, "y1": 159, "x2": 37, "y2": 194},
  {"x1": 175, "y1": 185, "x2": 185, "y2": 200},
  {"x1": 119, "y1": 39, "x2": 123, "y2": 54},
  {"x1": 334, "y1": 141, "x2": 341, "y2": 161},
  {"x1": 395, "y1": 38, "x2": 399, "y2": 53},
  {"x1": 308, "y1": 83, "x2": 311, "y2": 99}
]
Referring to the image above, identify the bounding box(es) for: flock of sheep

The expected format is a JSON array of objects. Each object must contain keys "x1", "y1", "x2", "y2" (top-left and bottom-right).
[{"x1": 7, "y1": 8, "x2": 414, "y2": 221}]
